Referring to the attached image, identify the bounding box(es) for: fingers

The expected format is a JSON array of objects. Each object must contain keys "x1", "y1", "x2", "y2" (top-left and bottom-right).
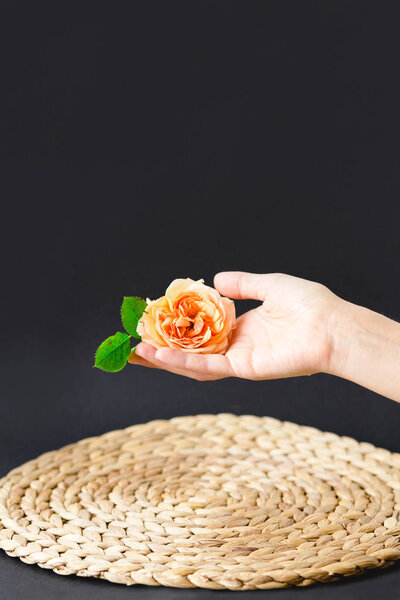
[
  {"x1": 128, "y1": 342, "x2": 159, "y2": 365},
  {"x1": 129, "y1": 343, "x2": 189, "y2": 377},
  {"x1": 214, "y1": 271, "x2": 283, "y2": 301},
  {"x1": 128, "y1": 352, "x2": 161, "y2": 370},
  {"x1": 155, "y1": 348, "x2": 233, "y2": 380},
  {"x1": 128, "y1": 342, "x2": 233, "y2": 381}
]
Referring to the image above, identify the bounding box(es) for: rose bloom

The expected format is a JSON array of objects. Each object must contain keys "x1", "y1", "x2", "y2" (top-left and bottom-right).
[{"x1": 137, "y1": 278, "x2": 236, "y2": 354}]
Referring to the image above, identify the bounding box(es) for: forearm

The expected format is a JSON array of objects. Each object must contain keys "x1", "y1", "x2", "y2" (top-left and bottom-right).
[{"x1": 326, "y1": 300, "x2": 400, "y2": 402}]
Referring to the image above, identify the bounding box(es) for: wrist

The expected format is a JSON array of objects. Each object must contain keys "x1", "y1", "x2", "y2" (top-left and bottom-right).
[
  {"x1": 322, "y1": 297, "x2": 400, "y2": 401},
  {"x1": 322, "y1": 298, "x2": 359, "y2": 377}
]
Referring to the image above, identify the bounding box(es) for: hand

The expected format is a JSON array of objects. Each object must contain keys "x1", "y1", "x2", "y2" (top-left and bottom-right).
[{"x1": 129, "y1": 271, "x2": 342, "y2": 381}]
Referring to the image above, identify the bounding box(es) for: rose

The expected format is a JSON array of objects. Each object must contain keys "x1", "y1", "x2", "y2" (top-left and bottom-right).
[
  {"x1": 94, "y1": 277, "x2": 236, "y2": 373},
  {"x1": 137, "y1": 278, "x2": 236, "y2": 354}
]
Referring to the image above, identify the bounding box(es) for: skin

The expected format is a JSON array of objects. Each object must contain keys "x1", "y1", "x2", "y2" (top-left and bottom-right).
[{"x1": 128, "y1": 271, "x2": 400, "y2": 402}]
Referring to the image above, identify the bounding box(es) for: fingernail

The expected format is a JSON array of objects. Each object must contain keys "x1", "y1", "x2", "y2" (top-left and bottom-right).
[
  {"x1": 155, "y1": 349, "x2": 166, "y2": 361},
  {"x1": 128, "y1": 348, "x2": 137, "y2": 363}
]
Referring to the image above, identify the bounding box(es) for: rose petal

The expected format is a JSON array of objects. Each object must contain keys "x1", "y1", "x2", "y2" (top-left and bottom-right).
[{"x1": 139, "y1": 278, "x2": 236, "y2": 354}]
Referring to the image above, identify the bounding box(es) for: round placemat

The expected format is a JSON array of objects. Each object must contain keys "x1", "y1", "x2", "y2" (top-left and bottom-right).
[{"x1": 1, "y1": 414, "x2": 400, "y2": 590}]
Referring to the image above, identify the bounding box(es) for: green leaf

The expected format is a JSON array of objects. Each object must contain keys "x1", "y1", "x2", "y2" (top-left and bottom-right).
[
  {"x1": 121, "y1": 296, "x2": 147, "y2": 339},
  {"x1": 94, "y1": 332, "x2": 131, "y2": 372}
]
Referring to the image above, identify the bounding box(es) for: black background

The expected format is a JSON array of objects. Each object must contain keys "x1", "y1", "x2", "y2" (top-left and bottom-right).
[{"x1": 1, "y1": 1, "x2": 400, "y2": 598}]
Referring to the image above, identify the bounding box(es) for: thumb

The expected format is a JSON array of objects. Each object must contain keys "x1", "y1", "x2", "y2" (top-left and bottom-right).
[{"x1": 214, "y1": 271, "x2": 280, "y2": 301}]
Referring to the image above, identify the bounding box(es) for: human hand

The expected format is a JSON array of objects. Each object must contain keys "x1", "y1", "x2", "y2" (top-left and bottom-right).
[{"x1": 128, "y1": 271, "x2": 342, "y2": 381}]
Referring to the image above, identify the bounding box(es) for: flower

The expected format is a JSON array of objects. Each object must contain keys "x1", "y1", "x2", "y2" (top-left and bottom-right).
[{"x1": 137, "y1": 278, "x2": 236, "y2": 354}]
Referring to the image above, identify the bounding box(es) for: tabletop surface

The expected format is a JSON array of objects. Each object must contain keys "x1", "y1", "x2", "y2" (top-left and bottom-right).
[{"x1": 2, "y1": 365, "x2": 400, "y2": 599}]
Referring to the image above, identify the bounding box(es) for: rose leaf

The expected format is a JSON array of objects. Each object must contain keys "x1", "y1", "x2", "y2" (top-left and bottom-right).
[
  {"x1": 121, "y1": 296, "x2": 147, "y2": 339},
  {"x1": 94, "y1": 332, "x2": 131, "y2": 372}
]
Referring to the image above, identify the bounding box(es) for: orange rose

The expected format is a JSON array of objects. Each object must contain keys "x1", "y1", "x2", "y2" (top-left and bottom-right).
[{"x1": 137, "y1": 278, "x2": 236, "y2": 354}]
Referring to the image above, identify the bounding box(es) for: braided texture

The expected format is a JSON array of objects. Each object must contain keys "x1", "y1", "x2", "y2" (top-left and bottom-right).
[{"x1": 1, "y1": 414, "x2": 400, "y2": 590}]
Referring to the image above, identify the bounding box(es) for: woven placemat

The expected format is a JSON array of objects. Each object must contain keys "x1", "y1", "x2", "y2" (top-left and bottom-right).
[{"x1": 1, "y1": 414, "x2": 400, "y2": 590}]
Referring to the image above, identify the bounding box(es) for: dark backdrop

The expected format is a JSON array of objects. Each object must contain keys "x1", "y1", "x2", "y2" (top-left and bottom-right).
[{"x1": 1, "y1": 1, "x2": 400, "y2": 598}]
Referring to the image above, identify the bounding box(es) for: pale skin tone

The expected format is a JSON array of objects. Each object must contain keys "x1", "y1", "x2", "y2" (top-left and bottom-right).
[{"x1": 129, "y1": 271, "x2": 400, "y2": 403}]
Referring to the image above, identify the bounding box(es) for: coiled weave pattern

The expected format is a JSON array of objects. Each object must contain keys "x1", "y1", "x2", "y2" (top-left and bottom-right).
[{"x1": 1, "y1": 414, "x2": 400, "y2": 590}]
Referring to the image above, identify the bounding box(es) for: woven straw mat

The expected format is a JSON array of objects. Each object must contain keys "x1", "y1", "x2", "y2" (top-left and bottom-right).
[{"x1": 0, "y1": 414, "x2": 400, "y2": 590}]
